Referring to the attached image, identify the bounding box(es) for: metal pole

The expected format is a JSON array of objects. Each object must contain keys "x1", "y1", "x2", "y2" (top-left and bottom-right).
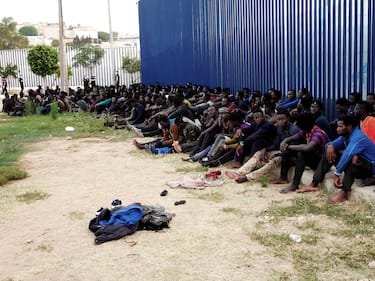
[
  {"x1": 107, "y1": 0, "x2": 116, "y2": 85},
  {"x1": 58, "y1": 0, "x2": 69, "y2": 92}
]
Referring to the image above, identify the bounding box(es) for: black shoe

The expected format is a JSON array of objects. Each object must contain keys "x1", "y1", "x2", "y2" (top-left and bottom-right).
[
  {"x1": 95, "y1": 207, "x2": 104, "y2": 216},
  {"x1": 174, "y1": 200, "x2": 186, "y2": 205},
  {"x1": 160, "y1": 189, "x2": 168, "y2": 196},
  {"x1": 208, "y1": 160, "x2": 220, "y2": 167}
]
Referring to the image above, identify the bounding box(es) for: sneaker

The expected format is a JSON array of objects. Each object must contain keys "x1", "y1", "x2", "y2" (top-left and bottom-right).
[
  {"x1": 174, "y1": 200, "x2": 186, "y2": 206},
  {"x1": 111, "y1": 199, "x2": 122, "y2": 209},
  {"x1": 160, "y1": 189, "x2": 168, "y2": 196}
]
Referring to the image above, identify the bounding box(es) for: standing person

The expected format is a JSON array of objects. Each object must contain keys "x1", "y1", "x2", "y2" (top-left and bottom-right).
[
  {"x1": 114, "y1": 71, "x2": 120, "y2": 93},
  {"x1": 83, "y1": 76, "x2": 90, "y2": 93},
  {"x1": 19, "y1": 77, "x2": 24, "y2": 94},
  {"x1": 299, "y1": 115, "x2": 375, "y2": 199},
  {"x1": 2, "y1": 76, "x2": 8, "y2": 95}
]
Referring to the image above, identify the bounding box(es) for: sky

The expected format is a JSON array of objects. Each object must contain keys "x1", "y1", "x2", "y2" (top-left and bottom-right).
[{"x1": 0, "y1": 0, "x2": 140, "y2": 35}]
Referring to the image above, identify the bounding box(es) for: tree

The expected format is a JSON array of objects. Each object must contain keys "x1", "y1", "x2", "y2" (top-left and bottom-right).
[
  {"x1": 0, "y1": 64, "x2": 18, "y2": 79},
  {"x1": 18, "y1": 26, "x2": 38, "y2": 36},
  {"x1": 72, "y1": 44, "x2": 104, "y2": 77},
  {"x1": 0, "y1": 64, "x2": 18, "y2": 91},
  {"x1": 27, "y1": 45, "x2": 59, "y2": 87},
  {"x1": 122, "y1": 57, "x2": 141, "y2": 83},
  {"x1": 98, "y1": 31, "x2": 110, "y2": 42},
  {"x1": 0, "y1": 17, "x2": 28, "y2": 49},
  {"x1": 51, "y1": 39, "x2": 60, "y2": 47}
]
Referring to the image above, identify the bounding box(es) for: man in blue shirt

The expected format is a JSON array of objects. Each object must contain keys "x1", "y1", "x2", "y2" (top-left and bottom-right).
[{"x1": 299, "y1": 115, "x2": 375, "y2": 203}]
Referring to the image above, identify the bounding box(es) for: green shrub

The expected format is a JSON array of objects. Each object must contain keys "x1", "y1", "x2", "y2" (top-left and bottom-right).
[
  {"x1": 0, "y1": 166, "x2": 27, "y2": 185},
  {"x1": 50, "y1": 102, "x2": 59, "y2": 120}
]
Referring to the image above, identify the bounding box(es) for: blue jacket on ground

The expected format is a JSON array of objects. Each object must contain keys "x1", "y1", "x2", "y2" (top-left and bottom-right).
[
  {"x1": 329, "y1": 127, "x2": 375, "y2": 176},
  {"x1": 99, "y1": 205, "x2": 144, "y2": 226}
]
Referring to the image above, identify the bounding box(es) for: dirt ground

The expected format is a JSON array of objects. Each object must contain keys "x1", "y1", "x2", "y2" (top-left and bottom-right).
[{"x1": 0, "y1": 137, "x2": 372, "y2": 281}]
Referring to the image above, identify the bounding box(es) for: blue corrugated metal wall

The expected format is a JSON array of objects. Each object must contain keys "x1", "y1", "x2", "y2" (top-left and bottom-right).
[{"x1": 139, "y1": 0, "x2": 375, "y2": 119}]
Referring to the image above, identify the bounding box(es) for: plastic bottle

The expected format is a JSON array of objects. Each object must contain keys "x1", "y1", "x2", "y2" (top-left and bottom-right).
[{"x1": 289, "y1": 234, "x2": 302, "y2": 243}]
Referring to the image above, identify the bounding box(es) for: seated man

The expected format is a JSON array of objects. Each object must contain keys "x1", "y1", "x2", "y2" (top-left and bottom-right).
[
  {"x1": 273, "y1": 112, "x2": 330, "y2": 193},
  {"x1": 226, "y1": 109, "x2": 299, "y2": 183},
  {"x1": 233, "y1": 109, "x2": 277, "y2": 168},
  {"x1": 133, "y1": 115, "x2": 181, "y2": 152},
  {"x1": 299, "y1": 115, "x2": 375, "y2": 203}
]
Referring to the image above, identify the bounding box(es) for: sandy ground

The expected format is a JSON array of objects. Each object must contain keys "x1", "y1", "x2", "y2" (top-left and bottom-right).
[{"x1": 0, "y1": 137, "x2": 372, "y2": 281}]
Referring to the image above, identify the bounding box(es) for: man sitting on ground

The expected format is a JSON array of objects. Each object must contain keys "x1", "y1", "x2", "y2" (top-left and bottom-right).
[
  {"x1": 300, "y1": 115, "x2": 375, "y2": 203},
  {"x1": 272, "y1": 112, "x2": 330, "y2": 193},
  {"x1": 226, "y1": 109, "x2": 299, "y2": 183}
]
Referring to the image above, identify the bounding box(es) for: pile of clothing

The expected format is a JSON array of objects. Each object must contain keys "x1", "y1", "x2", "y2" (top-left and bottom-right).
[{"x1": 89, "y1": 200, "x2": 173, "y2": 244}]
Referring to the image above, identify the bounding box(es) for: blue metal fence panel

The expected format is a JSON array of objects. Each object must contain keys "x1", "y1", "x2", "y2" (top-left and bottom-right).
[{"x1": 139, "y1": 0, "x2": 375, "y2": 119}]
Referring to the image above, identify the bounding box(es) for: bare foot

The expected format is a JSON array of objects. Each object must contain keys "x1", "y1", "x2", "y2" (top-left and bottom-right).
[
  {"x1": 328, "y1": 190, "x2": 348, "y2": 204},
  {"x1": 297, "y1": 185, "x2": 319, "y2": 193},
  {"x1": 225, "y1": 170, "x2": 241, "y2": 180},
  {"x1": 133, "y1": 140, "x2": 145, "y2": 150}
]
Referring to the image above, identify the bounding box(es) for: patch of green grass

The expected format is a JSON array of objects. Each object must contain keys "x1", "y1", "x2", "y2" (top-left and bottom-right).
[
  {"x1": 253, "y1": 197, "x2": 375, "y2": 279},
  {"x1": 194, "y1": 192, "x2": 225, "y2": 202},
  {"x1": 36, "y1": 243, "x2": 53, "y2": 252},
  {"x1": 175, "y1": 166, "x2": 209, "y2": 173},
  {"x1": 16, "y1": 190, "x2": 50, "y2": 204},
  {"x1": 259, "y1": 174, "x2": 269, "y2": 188},
  {"x1": 0, "y1": 112, "x2": 128, "y2": 185},
  {"x1": 0, "y1": 166, "x2": 27, "y2": 185},
  {"x1": 221, "y1": 207, "x2": 246, "y2": 217},
  {"x1": 67, "y1": 211, "x2": 85, "y2": 220},
  {"x1": 296, "y1": 220, "x2": 322, "y2": 232},
  {"x1": 251, "y1": 232, "x2": 291, "y2": 256},
  {"x1": 268, "y1": 271, "x2": 292, "y2": 281}
]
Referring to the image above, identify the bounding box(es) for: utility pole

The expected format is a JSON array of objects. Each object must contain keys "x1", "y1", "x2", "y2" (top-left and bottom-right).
[
  {"x1": 107, "y1": 0, "x2": 116, "y2": 85},
  {"x1": 58, "y1": 0, "x2": 69, "y2": 93}
]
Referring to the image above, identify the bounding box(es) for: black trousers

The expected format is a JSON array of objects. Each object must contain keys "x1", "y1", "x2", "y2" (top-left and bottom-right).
[
  {"x1": 313, "y1": 153, "x2": 372, "y2": 191},
  {"x1": 291, "y1": 151, "x2": 321, "y2": 188}
]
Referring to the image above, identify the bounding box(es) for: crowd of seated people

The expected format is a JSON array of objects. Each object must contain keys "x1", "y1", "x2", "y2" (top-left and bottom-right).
[
  {"x1": 2, "y1": 82, "x2": 375, "y2": 203},
  {"x1": 126, "y1": 84, "x2": 374, "y2": 203}
]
